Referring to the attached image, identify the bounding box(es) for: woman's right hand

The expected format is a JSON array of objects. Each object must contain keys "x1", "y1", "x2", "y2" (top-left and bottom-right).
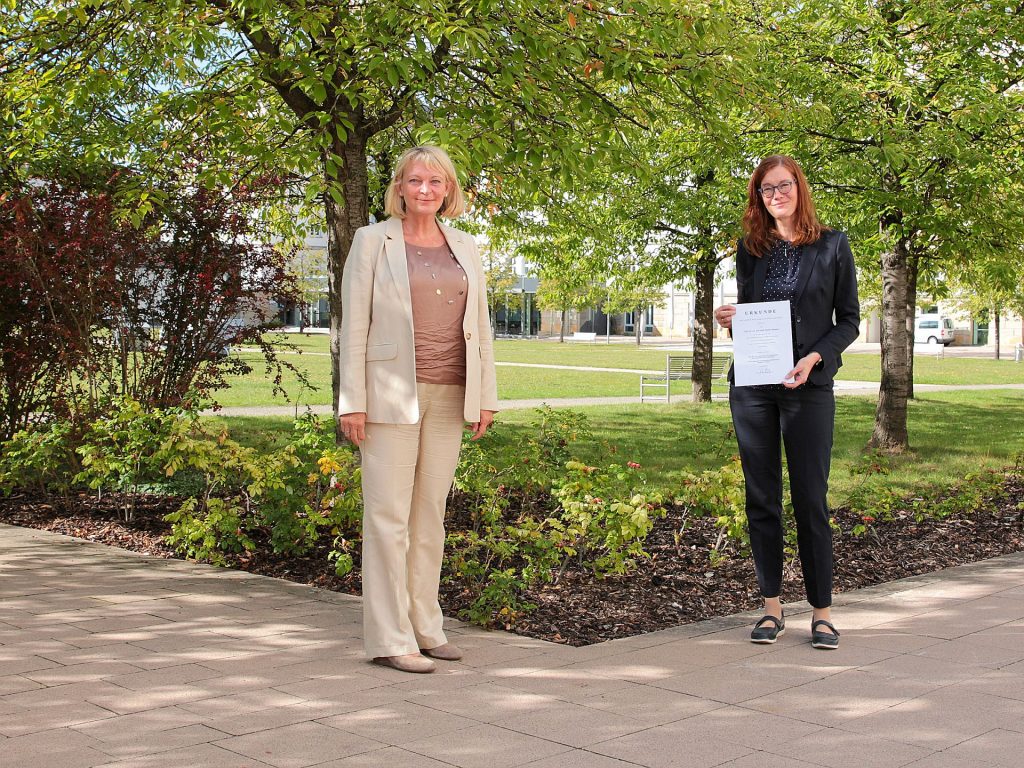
[
  {"x1": 714, "y1": 304, "x2": 736, "y2": 330},
  {"x1": 339, "y1": 412, "x2": 367, "y2": 446}
]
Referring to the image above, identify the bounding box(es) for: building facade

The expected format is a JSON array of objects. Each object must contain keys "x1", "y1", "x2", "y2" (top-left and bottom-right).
[{"x1": 283, "y1": 227, "x2": 1023, "y2": 349}]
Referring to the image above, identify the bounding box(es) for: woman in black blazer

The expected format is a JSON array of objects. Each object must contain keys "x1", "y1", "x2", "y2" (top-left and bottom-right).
[{"x1": 716, "y1": 155, "x2": 859, "y2": 650}]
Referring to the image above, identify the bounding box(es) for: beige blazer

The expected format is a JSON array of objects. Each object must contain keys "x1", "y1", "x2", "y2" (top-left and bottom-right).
[{"x1": 337, "y1": 217, "x2": 499, "y2": 424}]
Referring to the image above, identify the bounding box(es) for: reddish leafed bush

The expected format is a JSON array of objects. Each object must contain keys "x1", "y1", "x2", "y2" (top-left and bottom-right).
[{"x1": 0, "y1": 171, "x2": 301, "y2": 439}]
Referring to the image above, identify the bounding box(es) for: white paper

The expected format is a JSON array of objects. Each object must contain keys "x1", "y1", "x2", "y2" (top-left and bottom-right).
[{"x1": 732, "y1": 301, "x2": 794, "y2": 386}]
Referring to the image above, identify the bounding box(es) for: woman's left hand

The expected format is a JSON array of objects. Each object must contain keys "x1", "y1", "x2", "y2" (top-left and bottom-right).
[
  {"x1": 783, "y1": 352, "x2": 822, "y2": 389},
  {"x1": 468, "y1": 410, "x2": 496, "y2": 440}
]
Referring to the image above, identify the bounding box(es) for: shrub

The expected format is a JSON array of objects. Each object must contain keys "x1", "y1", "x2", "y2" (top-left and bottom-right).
[
  {"x1": 0, "y1": 176, "x2": 132, "y2": 438},
  {"x1": 164, "y1": 496, "x2": 255, "y2": 566},
  {"x1": 162, "y1": 412, "x2": 362, "y2": 571},
  {"x1": 444, "y1": 408, "x2": 667, "y2": 628},
  {"x1": 673, "y1": 457, "x2": 748, "y2": 561},
  {"x1": 0, "y1": 420, "x2": 77, "y2": 495},
  {"x1": 105, "y1": 176, "x2": 304, "y2": 409},
  {"x1": 552, "y1": 460, "x2": 666, "y2": 577},
  {"x1": 0, "y1": 171, "x2": 303, "y2": 439},
  {"x1": 0, "y1": 399, "x2": 364, "y2": 571},
  {"x1": 75, "y1": 397, "x2": 201, "y2": 521}
]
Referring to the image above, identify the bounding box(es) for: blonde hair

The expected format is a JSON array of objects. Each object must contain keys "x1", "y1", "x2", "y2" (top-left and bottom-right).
[{"x1": 383, "y1": 145, "x2": 466, "y2": 219}]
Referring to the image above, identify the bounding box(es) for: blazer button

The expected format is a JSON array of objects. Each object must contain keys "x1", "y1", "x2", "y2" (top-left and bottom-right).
[{"x1": 465, "y1": 332, "x2": 472, "y2": 340}]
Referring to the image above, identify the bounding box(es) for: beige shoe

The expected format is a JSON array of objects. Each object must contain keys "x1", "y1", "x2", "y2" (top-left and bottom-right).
[
  {"x1": 372, "y1": 653, "x2": 435, "y2": 673},
  {"x1": 420, "y1": 642, "x2": 463, "y2": 661}
]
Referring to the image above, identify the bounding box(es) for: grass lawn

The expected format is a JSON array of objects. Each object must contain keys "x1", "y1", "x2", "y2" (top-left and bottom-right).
[
  {"x1": 233, "y1": 334, "x2": 1023, "y2": 398},
  {"x1": 217, "y1": 347, "x2": 718, "y2": 406},
  {"x1": 216, "y1": 390, "x2": 1024, "y2": 509},
  {"x1": 216, "y1": 352, "x2": 332, "y2": 408},
  {"x1": 259, "y1": 333, "x2": 333, "y2": 354},
  {"x1": 835, "y1": 353, "x2": 1023, "y2": 385},
  {"x1": 485, "y1": 391, "x2": 1024, "y2": 503},
  {"x1": 260, "y1": 333, "x2": 679, "y2": 368},
  {"x1": 217, "y1": 334, "x2": 1021, "y2": 408}
]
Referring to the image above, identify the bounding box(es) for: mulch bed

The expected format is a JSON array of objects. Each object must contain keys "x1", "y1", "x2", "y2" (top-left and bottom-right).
[{"x1": 3, "y1": 477, "x2": 1023, "y2": 646}]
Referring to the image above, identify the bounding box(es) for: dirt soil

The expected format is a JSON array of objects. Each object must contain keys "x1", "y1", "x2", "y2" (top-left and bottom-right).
[{"x1": 3, "y1": 477, "x2": 1023, "y2": 646}]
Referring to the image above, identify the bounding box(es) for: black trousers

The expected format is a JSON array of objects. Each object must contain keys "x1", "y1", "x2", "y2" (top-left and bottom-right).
[{"x1": 729, "y1": 384, "x2": 836, "y2": 609}]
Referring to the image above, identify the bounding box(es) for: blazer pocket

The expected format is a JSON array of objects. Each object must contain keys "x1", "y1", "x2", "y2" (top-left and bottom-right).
[{"x1": 365, "y1": 343, "x2": 398, "y2": 362}]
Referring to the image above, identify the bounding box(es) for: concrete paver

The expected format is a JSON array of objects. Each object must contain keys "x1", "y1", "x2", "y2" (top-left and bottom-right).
[
  {"x1": 588, "y1": 718, "x2": 756, "y2": 767},
  {"x1": 943, "y1": 728, "x2": 1024, "y2": 768},
  {"x1": 764, "y1": 728, "x2": 932, "y2": 768},
  {"x1": 402, "y1": 722, "x2": 573, "y2": 767},
  {"x1": 4, "y1": 522, "x2": 1024, "y2": 767},
  {"x1": 488, "y1": 699, "x2": 649, "y2": 748},
  {"x1": 215, "y1": 721, "x2": 386, "y2": 768}
]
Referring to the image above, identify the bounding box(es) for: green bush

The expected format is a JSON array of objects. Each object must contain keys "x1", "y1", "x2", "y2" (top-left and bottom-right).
[
  {"x1": 75, "y1": 397, "x2": 202, "y2": 520},
  {"x1": 0, "y1": 399, "x2": 364, "y2": 572},
  {"x1": 160, "y1": 412, "x2": 362, "y2": 570},
  {"x1": 673, "y1": 457, "x2": 748, "y2": 562},
  {"x1": 552, "y1": 460, "x2": 665, "y2": 577},
  {"x1": 164, "y1": 496, "x2": 255, "y2": 566},
  {"x1": 444, "y1": 408, "x2": 667, "y2": 628},
  {"x1": 0, "y1": 420, "x2": 76, "y2": 495}
]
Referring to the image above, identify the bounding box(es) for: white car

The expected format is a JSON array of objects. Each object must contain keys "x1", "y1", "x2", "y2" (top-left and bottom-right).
[{"x1": 914, "y1": 315, "x2": 954, "y2": 346}]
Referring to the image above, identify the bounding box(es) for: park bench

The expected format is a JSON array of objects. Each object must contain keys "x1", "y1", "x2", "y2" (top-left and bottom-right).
[
  {"x1": 640, "y1": 353, "x2": 732, "y2": 403},
  {"x1": 568, "y1": 331, "x2": 598, "y2": 342}
]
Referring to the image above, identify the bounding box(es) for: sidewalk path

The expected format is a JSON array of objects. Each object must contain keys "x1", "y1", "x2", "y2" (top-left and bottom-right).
[{"x1": 3, "y1": 524, "x2": 1024, "y2": 767}]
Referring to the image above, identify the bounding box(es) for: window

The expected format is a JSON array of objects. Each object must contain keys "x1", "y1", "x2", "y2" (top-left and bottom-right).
[{"x1": 625, "y1": 307, "x2": 655, "y2": 334}]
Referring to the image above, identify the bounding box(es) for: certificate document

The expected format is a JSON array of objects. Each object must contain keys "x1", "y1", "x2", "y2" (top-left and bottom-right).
[{"x1": 732, "y1": 301, "x2": 794, "y2": 386}]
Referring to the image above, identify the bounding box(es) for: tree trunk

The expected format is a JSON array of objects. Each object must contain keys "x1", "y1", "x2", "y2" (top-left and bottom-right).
[
  {"x1": 325, "y1": 131, "x2": 369, "y2": 441},
  {"x1": 904, "y1": 254, "x2": 919, "y2": 400},
  {"x1": 559, "y1": 308, "x2": 567, "y2": 342},
  {"x1": 368, "y1": 148, "x2": 393, "y2": 223},
  {"x1": 870, "y1": 237, "x2": 911, "y2": 452},
  {"x1": 691, "y1": 259, "x2": 715, "y2": 402},
  {"x1": 994, "y1": 307, "x2": 1001, "y2": 360},
  {"x1": 635, "y1": 308, "x2": 643, "y2": 347}
]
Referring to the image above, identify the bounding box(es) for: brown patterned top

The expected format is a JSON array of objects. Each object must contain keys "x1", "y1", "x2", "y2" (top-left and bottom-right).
[{"x1": 406, "y1": 241, "x2": 468, "y2": 385}]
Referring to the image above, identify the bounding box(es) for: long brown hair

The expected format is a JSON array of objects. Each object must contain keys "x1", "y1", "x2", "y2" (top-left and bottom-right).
[{"x1": 741, "y1": 155, "x2": 824, "y2": 257}]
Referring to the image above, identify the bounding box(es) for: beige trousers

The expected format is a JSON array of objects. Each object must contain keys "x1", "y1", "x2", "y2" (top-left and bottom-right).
[{"x1": 360, "y1": 382, "x2": 466, "y2": 658}]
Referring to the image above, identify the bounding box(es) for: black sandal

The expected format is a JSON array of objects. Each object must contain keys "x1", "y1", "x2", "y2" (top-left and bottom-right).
[
  {"x1": 811, "y1": 619, "x2": 840, "y2": 650},
  {"x1": 750, "y1": 613, "x2": 785, "y2": 644}
]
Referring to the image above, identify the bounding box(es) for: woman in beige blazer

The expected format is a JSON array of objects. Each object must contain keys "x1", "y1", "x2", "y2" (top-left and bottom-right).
[{"x1": 338, "y1": 145, "x2": 499, "y2": 673}]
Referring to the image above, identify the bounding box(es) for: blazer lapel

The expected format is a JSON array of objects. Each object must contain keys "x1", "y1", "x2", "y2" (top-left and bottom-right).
[
  {"x1": 383, "y1": 217, "x2": 414, "y2": 326},
  {"x1": 793, "y1": 240, "x2": 820, "y2": 305}
]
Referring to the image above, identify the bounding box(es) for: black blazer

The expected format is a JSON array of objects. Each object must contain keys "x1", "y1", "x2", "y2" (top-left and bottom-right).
[{"x1": 732, "y1": 229, "x2": 860, "y2": 386}]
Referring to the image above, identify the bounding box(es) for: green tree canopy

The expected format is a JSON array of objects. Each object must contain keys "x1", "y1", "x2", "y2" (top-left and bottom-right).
[
  {"x1": 751, "y1": 0, "x2": 1024, "y2": 450},
  {"x1": 3, "y1": 0, "x2": 740, "y2": 428}
]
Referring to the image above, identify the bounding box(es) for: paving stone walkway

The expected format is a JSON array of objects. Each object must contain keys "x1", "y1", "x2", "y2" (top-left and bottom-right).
[{"x1": 3, "y1": 523, "x2": 1024, "y2": 768}]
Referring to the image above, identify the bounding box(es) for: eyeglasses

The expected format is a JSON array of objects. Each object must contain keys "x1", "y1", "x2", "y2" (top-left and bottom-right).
[{"x1": 758, "y1": 180, "x2": 795, "y2": 199}]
